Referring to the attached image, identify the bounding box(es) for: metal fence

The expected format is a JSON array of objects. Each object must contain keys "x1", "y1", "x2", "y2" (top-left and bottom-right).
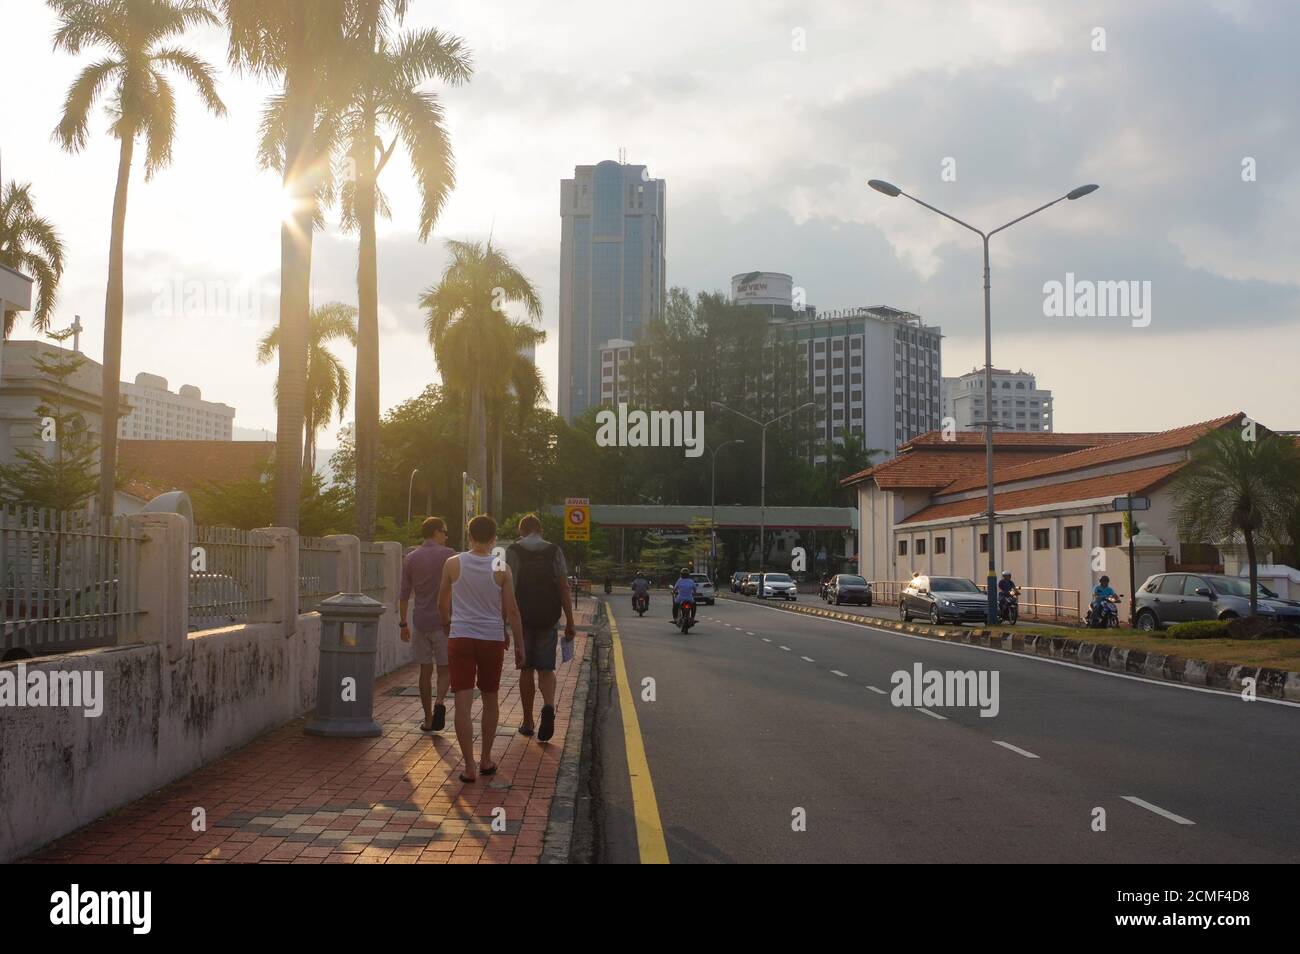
[
  {"x1": 188, "y1": 526, "x2": 273, "y2": 630},
  {"x1": 978, "y1": 583, "x2": 1081, "y2": 622},
  {"x1": 360, "y1": 543, "x2": 386, "y2": 601},
  {"x1": 1, "y1": 504, "x2": 143, "y2": 655},
  {"x1": 868, "y1": 580, "x2": 910, "y2": 606},
  {"x1": 298, "y1": 536, "x2": 339, "y2": 612}
]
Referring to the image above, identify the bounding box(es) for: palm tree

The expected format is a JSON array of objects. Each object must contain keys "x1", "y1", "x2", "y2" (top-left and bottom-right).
[
  {"x1": 1171, "y1": 422, "x2": 1300, "y2": 616},
  {"x1": 51, "y1": 0, "x2": 226, "y2": 519},
  {"x1": 331, "y1": 16, "x2": 471, "y2": 541},
  {"x1": 0, "y1": 180, "x2": 65, "y2": 337},
  {"x1": 257, "y1": 302, "x2": 357, "y2": 474},
  {"x1": 422, "y1": 239, "x2": 542, "y2": 498},
  {"x1": 487, "y1": 321, "x2": 546, "y2": 517},
  {"x1": 221, "y1": 0, "x2": 357, "y2": 529}
]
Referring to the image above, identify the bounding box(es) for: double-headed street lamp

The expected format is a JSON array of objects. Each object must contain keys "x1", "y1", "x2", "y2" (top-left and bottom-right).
[
  {"x1": 705, "y1": 439, "x2": 745, "y2": 575},
  {"x1": 867, "y1": 178, "x2": 1098, "y2": 624},
  {"x1": 712, "y1": 401, "x2": 816, "y2": 569}
]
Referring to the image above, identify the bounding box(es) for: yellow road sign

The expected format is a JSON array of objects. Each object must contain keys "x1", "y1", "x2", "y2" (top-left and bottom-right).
[{"x1": 564, "y1": 497, "x2": 590, "y2": 541}]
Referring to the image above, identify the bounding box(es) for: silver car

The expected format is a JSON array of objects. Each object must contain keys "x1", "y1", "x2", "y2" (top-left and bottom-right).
[
  {"x1": 691, "y1": 573, "x2": 716, "y2": 605},
  {"x1": 1133, "y1": 572, "x2": 1300, "y2": 631}
]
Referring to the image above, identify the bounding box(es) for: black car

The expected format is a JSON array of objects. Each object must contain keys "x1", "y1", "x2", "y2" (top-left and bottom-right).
[
  {"x1": 825, "y1": 574, "x2": 872, "y2": 606},
  {"x1": 899, "y1": 575, "x2": 988, "y2": 624},
  {"x1": 730, "y1": 571, "x2": 748, "y2": 593}
]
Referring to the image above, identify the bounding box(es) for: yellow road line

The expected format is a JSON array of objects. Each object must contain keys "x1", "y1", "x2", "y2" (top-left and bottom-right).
[{"x1": 608, "y1": 609, "x2": 670, "y2": 864}]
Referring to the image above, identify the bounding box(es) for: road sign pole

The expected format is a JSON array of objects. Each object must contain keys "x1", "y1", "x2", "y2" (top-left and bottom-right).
[{"x1": 1128, "y1": 492, "x2": 1137, "y2": 624}]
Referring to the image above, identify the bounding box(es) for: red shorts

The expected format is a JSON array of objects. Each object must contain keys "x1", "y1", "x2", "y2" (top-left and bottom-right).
[{"x1": 448, "y1": 638, "x2": 506, "y2": 693}]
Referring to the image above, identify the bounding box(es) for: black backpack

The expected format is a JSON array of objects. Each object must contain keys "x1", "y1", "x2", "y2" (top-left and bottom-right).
[{"x1": 509, "y1": 542, "x2": 562, "y2": 629}]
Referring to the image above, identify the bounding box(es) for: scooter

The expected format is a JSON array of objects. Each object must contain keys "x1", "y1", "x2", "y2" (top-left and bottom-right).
[
  {"x1": 999, "y1": 588, "x2": 1020, "y2": 625},
  {"x1": 633, "y1": 591, "x2": 649, "y2": 616},
  {"x1": 676, "y1": 599, "x2": 696, "y2": 634},
  {"x1": 1085, "y1": 595, "x2": 1122, "y2": 628}
]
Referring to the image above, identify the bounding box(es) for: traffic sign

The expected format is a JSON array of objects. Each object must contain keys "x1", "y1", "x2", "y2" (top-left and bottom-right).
[
  {"x1": 1112, "y1": 495, "x2": 1149, "y2": 511},
  {"x1": 564, "y1": 497, "x2": 590, "y2": 542}
]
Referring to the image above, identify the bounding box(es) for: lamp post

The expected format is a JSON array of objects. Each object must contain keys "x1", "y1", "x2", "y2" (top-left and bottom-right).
[
  {"x1": 406, "y1": 468, "x2": 419, "y2": 527},
  {"x1": 712, "y1": 401, "x2": 816, "y2": 570},
  {"x1": 706, "y1": 439, "x2": 745, "y2": 576},
  {"x1": 867, "y1": 178, "x2": 1098, "y2": 624}
]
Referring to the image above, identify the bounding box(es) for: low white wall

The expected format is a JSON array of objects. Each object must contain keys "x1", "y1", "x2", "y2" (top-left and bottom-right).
[{"x1": 0, "y1": 605, "x2": 410, "y2": 863}]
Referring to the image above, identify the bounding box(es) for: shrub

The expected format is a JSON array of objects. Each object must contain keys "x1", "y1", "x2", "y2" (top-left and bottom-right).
[
  {"x1": 1164, "y1": 620, "x2": 1230, "y2": 640},
  {"x1": 1225, "y1": 616, "x2": 1299, "y2": 641}
]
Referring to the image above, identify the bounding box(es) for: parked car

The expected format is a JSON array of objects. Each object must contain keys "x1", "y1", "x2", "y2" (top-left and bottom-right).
[
  {"x1": 825, "y1": 574, "x2": 872, "y2": 606},
  {"x1": 1132, "y1": 573, "x2": 1300, "y2": 631},
  {"x1": 691, "y1": 573, "x2": 716, "y2": 605},
  {"x1": 757, "y1": 572, "x2": 797, "y2": 601},
  {"x1": 900, "y1": 575, "x2": 987, "y2": 624},
  {"x1": 730, "y1": 571, "x2": 747, "y2": 593}
]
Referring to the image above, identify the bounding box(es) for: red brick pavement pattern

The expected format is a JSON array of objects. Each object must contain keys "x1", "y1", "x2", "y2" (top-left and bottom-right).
[{"x1": 22, "y1": 600, "x2": 597, "y2": 865}]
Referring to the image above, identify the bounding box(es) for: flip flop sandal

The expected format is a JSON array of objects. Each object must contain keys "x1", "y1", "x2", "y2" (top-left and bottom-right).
[
  {"x1": 459, "y1": 773, "x2": 476, "y2": 783},
  {"x1": 538, "y1": 705, "x2": 556, "y2": 743},
  {"x1": 479, "y1": 764, "x2": 498, "y2": 776},
  {"x1": 517, "y1": 725, "x2": 534, "y2": 737}
]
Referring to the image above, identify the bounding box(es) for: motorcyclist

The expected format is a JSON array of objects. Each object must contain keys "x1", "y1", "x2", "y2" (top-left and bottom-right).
[
  {"x1": 1090, "y1": 575, "x2": 1119, "y2": 623},
  {"x1": 997, "y1": 571, "x2": 1019, "y2": 616},
  {"x1": 671, "y1": 567, "x2": 698, "y2": 623},
  {"x1": 630, "y1": 570, "x2": 651, "y2": 610}
]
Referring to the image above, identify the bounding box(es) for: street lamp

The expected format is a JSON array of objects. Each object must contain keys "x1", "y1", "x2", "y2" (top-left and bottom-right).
[
  {"x1": 705, "y1": 439, "x2": 745, "y2": 576},
  {"x1": 712, "y1": 401, "x2": 816, "y2": 570},
  {"x1": 406, "y1": 468, "x2": 420, "y2": 527},
  {"x1": 867, "y1": 177, "x2": 1098, "y2": 624}
]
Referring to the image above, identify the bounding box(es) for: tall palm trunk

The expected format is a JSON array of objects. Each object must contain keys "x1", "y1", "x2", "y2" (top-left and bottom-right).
[
  {"x1": 1245, "y1": 528, "x2": 1259, "y2": 617},
  {"x1": 467, "y1": 371, "x2": 487, "y2": 503},
  {"x1": 273, "y1": 42, "x2": 316, "y2": 529},
  {"x1": 96, "y1": 133, "x2": 134, "y2": 519},
  {"x1": 490, "y1": 404, "x2": 503, "y2": 520},
  {"x1": 354, "y1": 108, "x2": 380, "y2": 542},
  {"x1": 302, "y1": 406, "x2": 316, "y2": 475}
]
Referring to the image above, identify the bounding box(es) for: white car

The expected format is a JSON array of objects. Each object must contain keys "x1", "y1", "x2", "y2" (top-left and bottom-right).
[
  {"x1": 691, "y1": 573, "x2": 716, "y2": 605},
  {"x1": 758, "y1": 573, "x2": 797, "y2": 600}
]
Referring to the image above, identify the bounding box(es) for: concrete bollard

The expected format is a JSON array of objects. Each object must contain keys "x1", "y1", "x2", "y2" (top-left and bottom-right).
[{"x1": 304, "y1": 592, "x2": 385, "y2": 738}]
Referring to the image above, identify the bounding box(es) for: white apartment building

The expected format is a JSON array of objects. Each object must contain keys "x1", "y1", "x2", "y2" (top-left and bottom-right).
[
  {"x1": 941, "y1": 368, "x2": 1053, "y2": 433},
  {"x1": 118, "y1": 372, "x2": 234, "y2": 441}
]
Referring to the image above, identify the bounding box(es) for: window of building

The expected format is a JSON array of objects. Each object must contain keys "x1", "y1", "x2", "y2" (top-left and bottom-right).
[
  {"x1": 898, "y1": 539, "x2": 908, "y2": 556},
  {"x1": 915, "y1": 539, "x2": 926, "y2": 555},
  {"x1": 1033, "y1": 528, "x2": 1050, "y2": 550},
  {"x1": 934, "y1": 537, "x2": 947, "y2": 555},
  {"x1": 1064, "y1": 526, "x2": 1082, "y2": 549},
  {"x1": 979, "y1": 533, "x2": 989, "y2": 553},
  {"x1": 1101, "y1": 522, "x2": 1123, "y2": 547},
  {"x1": 1006, "y1": 531, "x2": 1022, "y2": 552}
]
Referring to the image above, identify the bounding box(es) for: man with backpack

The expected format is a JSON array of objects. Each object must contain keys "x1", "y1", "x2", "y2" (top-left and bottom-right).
[{"x1": 506, "y1": 514, "x2": 577, "y2": 743}]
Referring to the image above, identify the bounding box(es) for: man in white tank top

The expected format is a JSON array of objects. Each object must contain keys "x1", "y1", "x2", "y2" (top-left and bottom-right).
[{"x1": 437, "y1": 515, "x2": 525, "y2": 783}]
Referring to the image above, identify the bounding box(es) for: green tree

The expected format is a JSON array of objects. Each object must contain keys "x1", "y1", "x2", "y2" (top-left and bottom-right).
[
  {"x1": 332, "y1": 15, "x2": 471, "y2": 542},
  {"x1": 0, "y1": 330, "x2": 99, "y2": 511},
  {"x1": 191, "y1": 464, "x2": 353, "y2": 537},
  {"x1": 221, "y1": 0, "x2": 356, "y2": 529},
  {"x1": 51, "y1": 0, "x2": 227, "y2": 518},
  {"x1": 421, "y1": 239, "x2": 542, "y2": 497},
  {"x1": 0, "y1": 180, "x2": 65, "y2": 336},
  {"x1": 488, "y1": 320, "x2": 546, "y2": 518},
  {"x1": 256, "y1": 302, "x2": 357, "y2": 473},
  {"x1": 1171, "y1": 420, "x2": 1300, "y2": 616}
]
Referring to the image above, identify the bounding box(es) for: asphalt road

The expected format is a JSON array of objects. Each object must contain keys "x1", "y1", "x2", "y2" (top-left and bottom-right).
[{"x1": 591, "y1": 592, "x2": 1300, "y2": 863}]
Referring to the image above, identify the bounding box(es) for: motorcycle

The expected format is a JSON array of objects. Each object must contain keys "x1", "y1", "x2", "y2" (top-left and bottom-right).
[
  {"x1": 1085, "y1": 595, "x2": 1122, "y2": 628},
  {"x1": 998, "y1": 587, "x2": 1020, "y2": 625},
  {"x1": 633, "y1": 591, "x2": 649, "y2": 616},
  {"x1": 676, "y1": 599, "x2": 695, "y2": 634}
]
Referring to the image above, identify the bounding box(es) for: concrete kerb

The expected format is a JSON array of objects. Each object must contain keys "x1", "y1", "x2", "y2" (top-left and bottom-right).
[
  {"x1": 719, "y1": 594, "x2": 1300, "y2": 702},
  {"x1": 541, "y1": 597, "x2": 600, "y2": 865}
]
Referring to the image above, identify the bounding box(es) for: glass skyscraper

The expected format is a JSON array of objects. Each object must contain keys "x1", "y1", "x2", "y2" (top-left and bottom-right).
[{"x1": 558, "y1": 160, "x2": 666, "y2": 422}]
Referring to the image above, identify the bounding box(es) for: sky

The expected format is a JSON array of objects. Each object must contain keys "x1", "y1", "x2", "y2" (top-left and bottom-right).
[{"x1": 2, "y1": 0, "x2": 1298, "y2": 443}]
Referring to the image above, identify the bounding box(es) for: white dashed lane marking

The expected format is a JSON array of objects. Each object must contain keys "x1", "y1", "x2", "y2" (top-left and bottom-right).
[
  {"x1": 1121, "y1": 796, "x2": 1195, "y2": 825},
  {"x1": 916, "y1": 708, "x2": 947, "y2": 720},
  {"x1": 992, "y1": 741, "x2": 1040, "y2": 759},
  {"x1": 866, "y1": 686, "x2": 887, "y2": 695},
  {"x1": 800, "y1": 656, "x2": 815, "y2": 663},
  {"x1": 831, "y1": 670, "x2": 847, "y2": 678}
]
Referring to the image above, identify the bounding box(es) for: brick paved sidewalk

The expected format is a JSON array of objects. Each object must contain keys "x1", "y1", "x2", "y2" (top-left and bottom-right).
[{"x1": 23, "y1": 600, "x2": 597, "y2": 865}]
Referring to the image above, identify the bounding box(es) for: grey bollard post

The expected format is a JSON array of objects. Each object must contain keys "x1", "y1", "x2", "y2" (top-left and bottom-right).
[{"x1": 304, "y1": 592, "x2": 385, "y2": 737}]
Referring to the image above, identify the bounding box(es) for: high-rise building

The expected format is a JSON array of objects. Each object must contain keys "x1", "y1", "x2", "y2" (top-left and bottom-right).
[
  {"x1": 118, "y1": 372, "x2": 235, "y2": 441},
  {"x1": 558, "y1": 159, "x2": 666, "y2": 422},
  {"x1": 941, "y1": 368, "x2": 1053, "y2": 432}
]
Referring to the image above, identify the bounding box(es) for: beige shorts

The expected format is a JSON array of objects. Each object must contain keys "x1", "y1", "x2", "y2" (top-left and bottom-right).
[{"x1": 412, "y1": 628, "x2": 448, "y2": 667}]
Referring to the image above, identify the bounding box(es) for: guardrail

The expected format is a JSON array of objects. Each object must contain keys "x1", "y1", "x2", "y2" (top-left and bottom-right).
[
  {"x1": 188, "y1": 526, "x2": 273, "y2": 630},
  {"x1": 1, "y1": 504, "x2": 143, "y2": 654},
  {"x1": 977, "y1": 584, "x2": 1081, "y2": 622}
]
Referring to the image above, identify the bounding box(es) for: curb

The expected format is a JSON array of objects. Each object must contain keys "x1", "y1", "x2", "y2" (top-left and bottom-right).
[
  {"x1": 540, "y1": 598, "x2": 599, "y2": 864},
  {"x1": 720, "y1": 594, "x2": 1300, "y2": 702}
]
